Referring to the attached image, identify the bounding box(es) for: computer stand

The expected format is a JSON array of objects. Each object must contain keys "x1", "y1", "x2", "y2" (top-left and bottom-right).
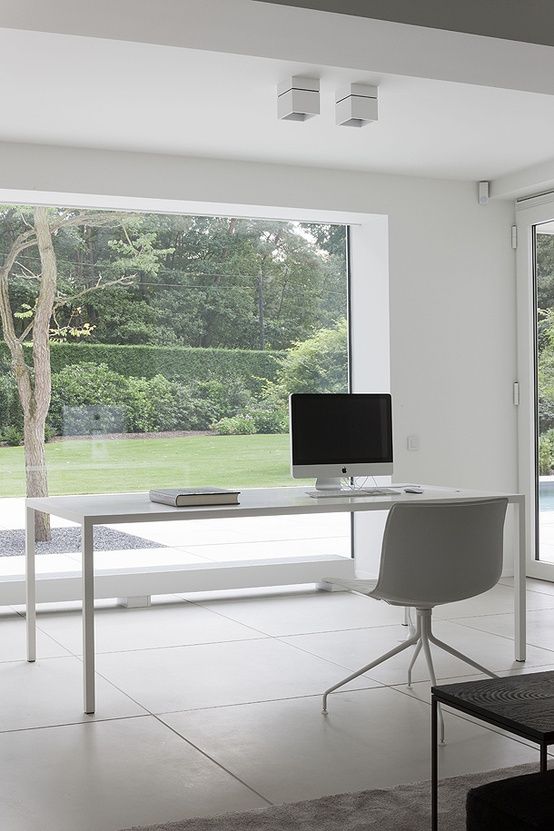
[{"x1": 314, "y1": 477, "x2": 343, "y2": 492}]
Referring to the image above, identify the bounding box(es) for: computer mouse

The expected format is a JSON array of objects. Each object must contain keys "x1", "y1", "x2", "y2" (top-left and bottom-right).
[{"x1": 404, "y1": 486, "x2": 424, "y2": 494}]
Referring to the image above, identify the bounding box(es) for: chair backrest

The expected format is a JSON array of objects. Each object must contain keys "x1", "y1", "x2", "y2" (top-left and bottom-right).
[{"x1": 372, "y1": 498, "x2": 508, "y2": 606}]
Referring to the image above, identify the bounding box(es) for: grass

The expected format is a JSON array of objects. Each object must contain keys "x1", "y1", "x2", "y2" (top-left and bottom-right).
[{"x1": 0, "y1": 433, "x2": 305, "y2": 497}]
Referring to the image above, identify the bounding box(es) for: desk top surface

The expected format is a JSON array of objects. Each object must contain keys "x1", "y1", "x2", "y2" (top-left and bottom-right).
[
  {"x1": 433, "y1": 671, "x2": 554, "y2": 742},
  {"x1": 26, "y1": 485, "x2": 523, "y2": 524}
]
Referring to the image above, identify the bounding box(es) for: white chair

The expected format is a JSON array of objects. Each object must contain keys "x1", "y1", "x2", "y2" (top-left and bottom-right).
[{"x1": 321, "y1": 498, "x2": 509, "y2": 743}]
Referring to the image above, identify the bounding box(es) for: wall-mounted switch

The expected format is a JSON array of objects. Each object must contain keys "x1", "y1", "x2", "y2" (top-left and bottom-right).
[{"x1": 407, "y1": 435, "x2": 420, "y2": 451}]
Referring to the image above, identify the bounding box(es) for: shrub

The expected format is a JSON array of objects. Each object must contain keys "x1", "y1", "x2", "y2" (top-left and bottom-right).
[
  {"x1": 0, "y1": 343, "x2": 285, "y2": 394},
  {"x1": 539, "y1": 431, "x2": 554, "y2": 475},
  {"x1": 47, "y1": 362, "x2": 247, "y2": 436},
  {"x1": 1, "y1": 425, "x2": 23, "y2": 446},
  {"x1": 245, "y1": 404, "x2": 288, "y2": 434},
  {"x1": 0, "y1": 372, "x2": 23, "y2": 433},
  {"x1": 48, "y1": 363, "x2": 127, "y2": 434},
  {"x1": 192, "y1": 378, "x2": 252, "y2": 422},
  {"x1": 265, "y1": 318, "x2": 348, "y2": 401},
  {"x1": 213, "y1": 414, "x2": 256, "y2": 435}
]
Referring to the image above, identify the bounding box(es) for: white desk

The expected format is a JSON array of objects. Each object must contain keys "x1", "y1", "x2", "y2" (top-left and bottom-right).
[{"x1": 25, "y1": 485, "x2": 526, "y2": 714}]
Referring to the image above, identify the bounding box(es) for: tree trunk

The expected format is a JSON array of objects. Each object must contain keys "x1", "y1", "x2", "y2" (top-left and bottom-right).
[
  {"x1": 28, "y1": 207, "x2": 58, "y2": 541},
  {"x1": 24, "y1": 413, "x2": 50, "y2": 540}
]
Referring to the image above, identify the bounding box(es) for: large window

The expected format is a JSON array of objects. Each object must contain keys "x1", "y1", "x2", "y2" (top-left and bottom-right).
[{"x1": 0, "y1": 207, "x2": 350, "y2": 584}]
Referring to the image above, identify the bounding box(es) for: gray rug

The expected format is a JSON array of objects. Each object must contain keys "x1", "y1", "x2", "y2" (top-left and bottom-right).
[
  {"x1": 121, "y1": 762, "x2": 540, "y2": 831},
  {"x1": 0, "y1": 527, "x2": 166, "y2": 556}
]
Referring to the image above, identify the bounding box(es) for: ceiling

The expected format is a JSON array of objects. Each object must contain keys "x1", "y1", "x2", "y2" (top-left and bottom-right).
[
  {"x1": 2, "y1": 27, "x2": 554, "y2": 181},
  {"x1": 256, "y1": 0, "x2": 554, "y2": 48}
]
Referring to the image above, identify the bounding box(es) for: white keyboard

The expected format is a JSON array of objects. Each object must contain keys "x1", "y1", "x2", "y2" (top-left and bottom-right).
[{"x1": 307, "y1": 487, "x2": 401, "y2": 498}]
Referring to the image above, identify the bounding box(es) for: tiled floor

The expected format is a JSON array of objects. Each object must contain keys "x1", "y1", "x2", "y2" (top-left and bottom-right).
[{"x1": 2, "y1": 577, "x2": 554, "y2": 831}]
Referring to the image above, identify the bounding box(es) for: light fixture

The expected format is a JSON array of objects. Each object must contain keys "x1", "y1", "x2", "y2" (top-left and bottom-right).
[
  {"x1": 336, "y1": 83, "x2": 378, "y2": 127},
  {"x1": 277, "y1": 75, "x2": 320, "y2": 121}
]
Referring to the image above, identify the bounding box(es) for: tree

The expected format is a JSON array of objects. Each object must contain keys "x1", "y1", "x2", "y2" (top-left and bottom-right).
[
  {"x1": 0, "y1": 207, "x2": 141, "y2": 540},
  {"x1": 266, "y1": 318, "x2": 349, "y2": 400}
]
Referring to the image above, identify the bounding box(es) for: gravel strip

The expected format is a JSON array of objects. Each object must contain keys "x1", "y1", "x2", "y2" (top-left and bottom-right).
[{"x1": 0, "y1": 527, "x2": 167, "y2": 557}]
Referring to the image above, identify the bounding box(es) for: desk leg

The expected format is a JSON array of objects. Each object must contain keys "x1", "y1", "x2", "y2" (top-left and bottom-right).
[
  {"x1": 432, "y1": 696, "x2": 438, "y2": 831},
  {"x1": 82, "y1": 520, "x2": 95, "y2": 714},
  {"x1": 515, "y1": 498, "x2": 526, "y2": 662},
  {"x1": 25, "y1": 507, "x2": 36, "y2": 662},
  {"x1": 540, "y1": 743, "x2": 548, "y2": 773}
]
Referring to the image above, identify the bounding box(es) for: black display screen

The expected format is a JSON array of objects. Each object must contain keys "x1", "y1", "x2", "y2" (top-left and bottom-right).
[{"x1": 290, "y1": 393, "x2": 393, "y2": 465}]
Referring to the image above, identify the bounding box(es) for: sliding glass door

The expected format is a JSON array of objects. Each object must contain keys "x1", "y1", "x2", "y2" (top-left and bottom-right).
[{"x1": 517, "y1": 198, "x2": 554, "y2": 578}]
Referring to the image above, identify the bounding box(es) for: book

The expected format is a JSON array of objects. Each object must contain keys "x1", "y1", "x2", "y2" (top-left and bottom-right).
[{"x1": 148, "y1": 487, "x2": 240, "y2": 507}]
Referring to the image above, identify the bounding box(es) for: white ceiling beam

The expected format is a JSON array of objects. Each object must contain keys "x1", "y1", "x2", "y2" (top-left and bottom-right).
[
  {"x1": 492, "y1": 158, "x2": 554, "y2": 200},
  {"x1": 1, "y1": 0, "x2": 554, "y2": 95}
]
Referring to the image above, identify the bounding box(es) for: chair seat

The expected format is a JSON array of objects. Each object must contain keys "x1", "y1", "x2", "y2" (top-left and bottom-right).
[{"x1": 467, "y1": 769, "x2": 554, "y2": 830}]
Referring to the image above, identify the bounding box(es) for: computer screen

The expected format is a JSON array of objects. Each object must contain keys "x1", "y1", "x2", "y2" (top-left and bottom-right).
[{"x1": 290, "y1": 393, "x2": 393, "y2": 480}]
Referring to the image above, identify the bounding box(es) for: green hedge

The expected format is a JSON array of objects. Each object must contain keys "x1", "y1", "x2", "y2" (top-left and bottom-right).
[{"x1": 0, "y1": 343, "x2": 285, "y2": 392}]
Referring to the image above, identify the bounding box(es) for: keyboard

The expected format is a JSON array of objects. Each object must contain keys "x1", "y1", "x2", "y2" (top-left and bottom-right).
[{"x1": 307, "y1": 487, "x2": 401, "y2": 498}]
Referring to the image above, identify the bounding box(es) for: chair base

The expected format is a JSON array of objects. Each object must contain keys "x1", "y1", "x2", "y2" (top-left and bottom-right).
[{"x1": 321, "y1": 607, "x2": 498, "y2": 743}]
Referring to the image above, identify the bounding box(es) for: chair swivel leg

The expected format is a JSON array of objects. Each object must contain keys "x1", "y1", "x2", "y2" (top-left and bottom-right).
[
  {"x1": 427, "y1": 633, "x2": 498, "y2": 679},
  {"x1": 407, "y1": 640, "x2": 422, "y2": 688},
  {"x1": 403, "y1": 607, "x2": 417, "y2": 638},
  {"x1": 322, "y1": 631, "x2": 420, "y2": 714},
  {"x1": 418, "y1": 610, "x2": 445, "y2": 744}
]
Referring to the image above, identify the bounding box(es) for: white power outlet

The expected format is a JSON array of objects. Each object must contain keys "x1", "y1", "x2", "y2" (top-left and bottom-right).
[{"x1": 407, "y1": 434, "x2": 420, "y2": 451}]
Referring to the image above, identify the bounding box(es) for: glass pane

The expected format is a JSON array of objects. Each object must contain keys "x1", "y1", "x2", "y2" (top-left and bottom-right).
[
  {"x1": 0, "y1": 208, "x2": 350, "y2": 582},
  {"x1": 536, "y1": 219, "x2": 554, "y2": 562}
]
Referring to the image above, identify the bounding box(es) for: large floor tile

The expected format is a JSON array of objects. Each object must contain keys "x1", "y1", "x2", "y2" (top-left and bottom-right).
[
  {"x1": 35, "y1": 598, "x2": 263, "y2": 654},
  {"x1": 160, "y1": 687, "x2": 538, "y2": 804},
  {"x1": 456, "y1": 606, "x2": 554, "y2": 652},
  {"x1": 393, "y1": 663, "x2": 554, "y2": 706},
  {"x1": 500, "y1": 576, "x2": 554, "y2": 597},
  {"x1": 282, "y1": 620, "x2": 554, "y2": 686},
  {"x1": 0, "y1": 611, "x2": 70, "y2": 661},
  {"x1": 0, "y1": 657, "x2": 146, "y2": 731},
  {"x1": 0, "y1": 716, "x2": 266, "y2": 831},
  {"x1": 433, "y1": 583, "x2": 554, "y2": 620},
  {"x1": 97, "y1": 637, "x2": 382, "y2": 714},
  {"x1": 196, "y1": 590, "x2": 404, "y2": 636}
]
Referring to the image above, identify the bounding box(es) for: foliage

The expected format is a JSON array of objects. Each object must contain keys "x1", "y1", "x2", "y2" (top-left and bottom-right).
[
  {"x1": 244, "y1": 404, "x2": 288, "y2": 434},
  {"x1": 265, "y1": 318, "x2": 348, "y2": 400},
  {"x1": 0, "y1": 372, "x2": 23, "y2": 432},
  {"x1": 0, "y1": 426, "x2": 23, "y2": 446},
  {"x1": 45, "y1": 363, "x2": 254, "y2": 436},
  {"x1": 213, "y1": 414, "x2": 257, "y2": 435},
  {"x1": 539, "y1": 430, "x2": 554, "y2": 475},
  {"x1": 0, "y1": 209, "x2": 347, "y2": 353},
  {"x1": 0, "y1": 342, "x2": 285, "y2": 394}
]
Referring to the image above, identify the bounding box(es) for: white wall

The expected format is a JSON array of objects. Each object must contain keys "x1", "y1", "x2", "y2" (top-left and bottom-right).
[{"x1": 0, "y1": 141, "x2": 517, "y2": 571}]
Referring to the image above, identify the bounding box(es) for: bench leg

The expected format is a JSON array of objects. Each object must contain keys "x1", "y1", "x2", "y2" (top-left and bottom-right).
[{"x1": 432, "y1": 696, "x2": 438, "y2": 831}]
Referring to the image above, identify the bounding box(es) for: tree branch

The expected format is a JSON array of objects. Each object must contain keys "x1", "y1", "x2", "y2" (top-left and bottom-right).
[
  {"x1": 49, "y1": 211, "x2": 132, "y2": 234},
  {"x1": 53, "y1": 272, "x2": 136, "y2": 311}
]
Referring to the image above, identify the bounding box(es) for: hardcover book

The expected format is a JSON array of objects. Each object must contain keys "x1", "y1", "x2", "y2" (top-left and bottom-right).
[{"x1": 148, "y1": 487, "x2": 240, "y2": 507}]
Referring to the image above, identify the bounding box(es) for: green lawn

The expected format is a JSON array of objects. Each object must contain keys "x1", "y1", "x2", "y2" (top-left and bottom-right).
[{"x1": 0, "y1": 433, "x2": 306, "y2": 497}]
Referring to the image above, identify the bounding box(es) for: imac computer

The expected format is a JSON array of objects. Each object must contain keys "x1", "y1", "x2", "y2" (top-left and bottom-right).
[{"x1": 289, "y1": 393, "x2": 394, "y2": 495}]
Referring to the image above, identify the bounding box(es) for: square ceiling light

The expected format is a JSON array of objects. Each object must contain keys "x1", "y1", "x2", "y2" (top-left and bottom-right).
[
  {"x1": 277, "y1": 75, "x2": 320, "y2": 121},
  {"x1": 336, "y1": 83, "x2": 378, "y2": 127}
]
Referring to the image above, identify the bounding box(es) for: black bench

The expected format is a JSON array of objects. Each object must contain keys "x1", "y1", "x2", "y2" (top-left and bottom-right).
[
  {"x1": 467, "y1": 768, "x2": 554, "y2": 830},
  {"x1": 431, "y1": 670, "x2": 554, "y2": 830}
]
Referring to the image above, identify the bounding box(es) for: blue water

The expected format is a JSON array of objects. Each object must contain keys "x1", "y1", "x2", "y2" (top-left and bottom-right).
[{"x1": 539, "y1": 484, "x2": 554, "y2": 511}]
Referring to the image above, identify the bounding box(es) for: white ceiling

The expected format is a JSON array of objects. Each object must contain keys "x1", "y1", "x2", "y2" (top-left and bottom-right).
[{"x1": 2, "y1": 27, "x2": 554, "y2": 181}]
